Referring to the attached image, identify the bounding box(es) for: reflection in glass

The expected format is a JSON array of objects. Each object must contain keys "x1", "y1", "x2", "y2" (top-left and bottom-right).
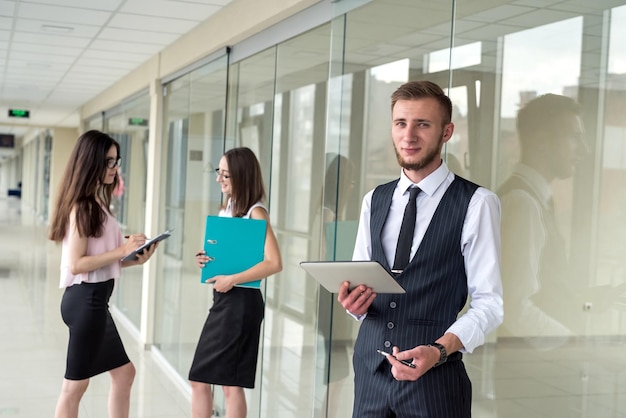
[
  {"x1": 105, "y1": 92, "x2": 150, "y2": 329},
  {"x1": 498, "y1": 94, "x2": 586, "y2": 342},
  {"x1": 608, "y1": 5, "x2": 626, "y2": 74},
  {"x1": 227, "y1": 47, "x2": 282, "y2": 416},
  {"x1": 428, "y1": 42, "x2": 481, "y2": 73},
  {"x1": 152, "y1": 54, "x2": 229, "y2": 395}
]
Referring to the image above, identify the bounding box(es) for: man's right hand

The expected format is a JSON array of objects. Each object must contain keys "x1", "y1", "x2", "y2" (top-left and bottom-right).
[{"x1": 337, "y1": 281, "x2": 376, "y2": 316}]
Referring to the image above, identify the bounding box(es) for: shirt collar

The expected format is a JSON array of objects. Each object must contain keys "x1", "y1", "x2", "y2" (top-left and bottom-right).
[{"x1": 398, "y1": 159, "x2": 450, "y2": 197}]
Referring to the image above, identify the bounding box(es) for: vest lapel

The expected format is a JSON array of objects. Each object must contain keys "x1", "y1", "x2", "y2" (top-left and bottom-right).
[{"x1": 370, "y1": 179, "x2": 398, "y2": 272}]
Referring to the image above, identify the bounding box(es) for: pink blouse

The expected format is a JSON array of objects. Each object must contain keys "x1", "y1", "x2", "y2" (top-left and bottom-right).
[{"x1": 59, "y1": 210, "x2": 123, "y2": 288}]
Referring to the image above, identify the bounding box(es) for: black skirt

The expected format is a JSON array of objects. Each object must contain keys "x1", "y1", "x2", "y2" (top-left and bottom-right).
[
  {"x1": 189, "y1": 286, "x2": 264, "y2": 388},
  {"x1": 60, "y1": 279, "x2": 130, "y2": 380}
]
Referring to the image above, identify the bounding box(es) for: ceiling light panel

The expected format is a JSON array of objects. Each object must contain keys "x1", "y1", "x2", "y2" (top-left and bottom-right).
[
  {"x1": 18, "y1": 3, "x2": 112, "y2": 26},
  {"x1": 41, "y1": 24, "x2": 75, "y2": 33},
  {"x1": 81, "y1": 48, "x2": 151, "y2": 62},
  {"x1": 121, "y1": 0, "x2": 223, "y2": 20},
  {"x1": 90, "y1": 39, "x2": 163, "y2": 55},
  {"x1": 109, "y1": 13, "x2": 199, "y2": 34},
  {"x1": 9, "y1": 42, "x2": 82, "y2": 56},
  {"x1": 13, "y1": 32, "x2": 91, "y2": 48},
  {"x1": 99, "y1": 27, "x2": 180, "y2": 44},
  {"x1": 73, "y1": 57, "x2": 140, "y2": 70},
  {"x1": 1, "y1": 86, "x2": 49, "y2": 101},
  {"x1": 15, "y1": 20, "x2": 99, "y2": 37},
  {"x1": 20, "y1": 0, "x2": 123, "y2": 11},
  {"x1": 69, "y1": 64, "x2": 130, "y2": 76},
  {"x1": 9, "y1": 50, "x2": 76, "y2": 64}
]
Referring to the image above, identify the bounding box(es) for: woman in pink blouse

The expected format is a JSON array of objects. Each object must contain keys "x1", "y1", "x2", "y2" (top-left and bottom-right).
[{"x1": 48, "y1": 130, "x2": 157, "y2": 418}]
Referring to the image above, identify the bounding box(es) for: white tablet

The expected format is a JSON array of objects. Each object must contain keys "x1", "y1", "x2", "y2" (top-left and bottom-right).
[
  {"x1": 121, "y1": 229, "x2": 173, "y2": 262},
  {"x1": 300, "y1": 260, "x2": 405, "y2": 294}
]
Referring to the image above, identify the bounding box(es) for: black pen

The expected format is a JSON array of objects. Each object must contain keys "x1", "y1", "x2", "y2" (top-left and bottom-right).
[{"x1": 377, "y1": 349, "x2": 416, "y2": 368}]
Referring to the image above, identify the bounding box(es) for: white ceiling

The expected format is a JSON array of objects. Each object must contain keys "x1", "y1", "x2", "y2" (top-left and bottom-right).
[{"x1": 0, "y1": 0, "x2": 233, "y2": 139}]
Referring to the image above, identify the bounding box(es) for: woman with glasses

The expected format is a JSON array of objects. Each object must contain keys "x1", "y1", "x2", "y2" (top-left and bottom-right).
[
  {"x1": 48, "y1": 130, "x2": 157, "y2": 418},
  {"x1": 191, "y1": 147, "x2": 282, "y2": 418}
]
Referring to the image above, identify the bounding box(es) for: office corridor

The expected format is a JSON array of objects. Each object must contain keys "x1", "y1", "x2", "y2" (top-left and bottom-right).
[
  {"x1": 0, "y1": 196, "x2": 191, "y2": 417},
  {"x1": 4, "y1": 193, "x2": 626, "y2": 418}
]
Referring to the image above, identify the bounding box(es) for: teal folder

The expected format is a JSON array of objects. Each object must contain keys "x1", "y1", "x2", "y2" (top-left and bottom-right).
[{"x1": 201, "y1": 215, "x2": 267, "y2": 289}]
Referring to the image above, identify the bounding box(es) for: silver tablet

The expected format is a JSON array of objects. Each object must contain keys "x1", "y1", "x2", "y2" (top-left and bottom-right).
[
  {"x1": 121, "y1": 229, "x2": 173, "y2": 262},
  {"x1": 300, "y1": 260, "x2": 405, "y2": 294}
]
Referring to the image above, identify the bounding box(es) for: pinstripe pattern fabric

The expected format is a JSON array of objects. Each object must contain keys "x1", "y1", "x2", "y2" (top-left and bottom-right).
[
  {"x1": 352, "y1": 176, "x2": 478, "y2": 418},
  {"x1": 353, "y1": 355, "x2": 471, "y2": 417}
]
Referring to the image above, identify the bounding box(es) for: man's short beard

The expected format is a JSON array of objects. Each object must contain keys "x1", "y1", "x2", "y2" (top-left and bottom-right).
[{"x1": 394, "y1": 138, "x2": 442, "y2": 171}]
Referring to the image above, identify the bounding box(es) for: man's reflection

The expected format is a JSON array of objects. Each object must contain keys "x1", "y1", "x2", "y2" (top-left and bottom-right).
[
  {"x1": 310, "y1": 153, "x2": 358, "y2": 415},
  {"x1": 498, "y1": 93, "x2": 587, "y2": 342}
]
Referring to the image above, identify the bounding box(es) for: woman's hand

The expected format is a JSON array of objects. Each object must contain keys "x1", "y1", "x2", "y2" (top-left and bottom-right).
[
  {"x1": 197, "y1": 251, "x2": 236, "y2": 291},
  {"x1": 122, "y1": 233, "x2": 147, "y2": 255},
  {"x1": 132, "y1": 241, "x2": 158, "y2": 265},
  {"x1": 195, "y1": 250, "x2": 211, "y2": 268},
  {"x1": 206, "y1": 275, "x2": 236, "y2": 293},
  {"x1": 121, "y1": 233, "x2": 158, "y2": 267}
]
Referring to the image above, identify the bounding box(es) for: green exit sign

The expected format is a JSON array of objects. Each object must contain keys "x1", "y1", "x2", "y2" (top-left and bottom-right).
[
  {"x1": 8, "y1": 109, "x2": 30, "y2": 118},
  {"x1": 128, "y1": 117, "x2": 148, "y2": 126}
]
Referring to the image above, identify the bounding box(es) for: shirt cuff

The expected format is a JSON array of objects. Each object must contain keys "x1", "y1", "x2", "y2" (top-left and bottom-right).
[{"x1": 347, "y1": 310, "x2": 367, "y2": 321}]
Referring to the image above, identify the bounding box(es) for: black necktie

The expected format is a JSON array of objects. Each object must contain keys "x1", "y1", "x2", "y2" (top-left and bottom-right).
[{"x1": 392, "y1": 186, "x2": 420, "y2": 274}]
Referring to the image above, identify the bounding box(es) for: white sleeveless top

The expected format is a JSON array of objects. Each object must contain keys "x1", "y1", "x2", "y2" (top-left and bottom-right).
[{"x1": 220, "y1": 199, "x2": 266, "y2": 219}]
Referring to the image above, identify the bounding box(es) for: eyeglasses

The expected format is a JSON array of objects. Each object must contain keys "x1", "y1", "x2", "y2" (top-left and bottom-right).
[
  {"x1": 106, "y1": 157, "x2": 122, "y2": 169},
  {"x1": 214, "y1": 168, "x2": 230, "y2": 179}
]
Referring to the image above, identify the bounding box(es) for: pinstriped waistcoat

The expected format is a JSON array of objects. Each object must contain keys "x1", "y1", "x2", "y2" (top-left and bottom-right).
[{"x1": 354, "y1": 176, "x2": 478, "y2": 373}]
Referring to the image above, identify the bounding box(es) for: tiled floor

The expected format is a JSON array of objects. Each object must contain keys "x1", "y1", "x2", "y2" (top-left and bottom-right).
[
  {"x1": 0, "y1": 197, "x2": 191, "y2": 418},
  {"x1": 3, "y1": 195, "x2": 626, "y2": 418}
]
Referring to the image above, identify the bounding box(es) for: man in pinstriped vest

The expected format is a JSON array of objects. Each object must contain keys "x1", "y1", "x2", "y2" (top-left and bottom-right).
[{"x1": 338, "y1": 80, "x2": 503, "y2": 418}]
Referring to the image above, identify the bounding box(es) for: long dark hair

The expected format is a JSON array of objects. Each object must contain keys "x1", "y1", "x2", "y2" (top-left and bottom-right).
[
  {"x1": 224, "y1": 147, "x2": 266, "y2": 218},
  {"x1": 49, "y1": 130, "x2": 120, "y2": 241}
]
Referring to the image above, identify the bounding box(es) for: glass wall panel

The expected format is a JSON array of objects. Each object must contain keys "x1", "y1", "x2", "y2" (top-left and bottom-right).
[
  {"x1": 226, "y1": 46, "x2": 280, "y2": 417},
  {"x1": 103, "y1": 92, "x2": 150, "y2": 329},
  {"x1": 453, "y1": 1, "x2": 626, "y2": 416},
  {"x1": 85, "y1": 114, "x2": 104, "y2": 131},
  {"x1": 274, "y1": 30, "x2": 334, "y2": 418},
  {"x1": 153, "y1": 73, "x2": 191, "y2": 373},
  {"x1": 41, "y1": 132, "x2": 51, "y2": 222},
  {"x1": 326, "y1": 0, "x2": 626, "y2": 417},
  {"x1": 152, "y1": 54, "x2": 229, "y2": 389},
  {"x1": 30, "y1": 130, "x2": 52, "y2": 222},
  {"x1": 599, "y1": 6, "x2": 626, "y2": 314},
  {"x1": 325, "y1": 2, "x2": 456, "y2": 416},
  {"x1": 225, "y1": 21, "x2": 339, "y2": 416}
]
